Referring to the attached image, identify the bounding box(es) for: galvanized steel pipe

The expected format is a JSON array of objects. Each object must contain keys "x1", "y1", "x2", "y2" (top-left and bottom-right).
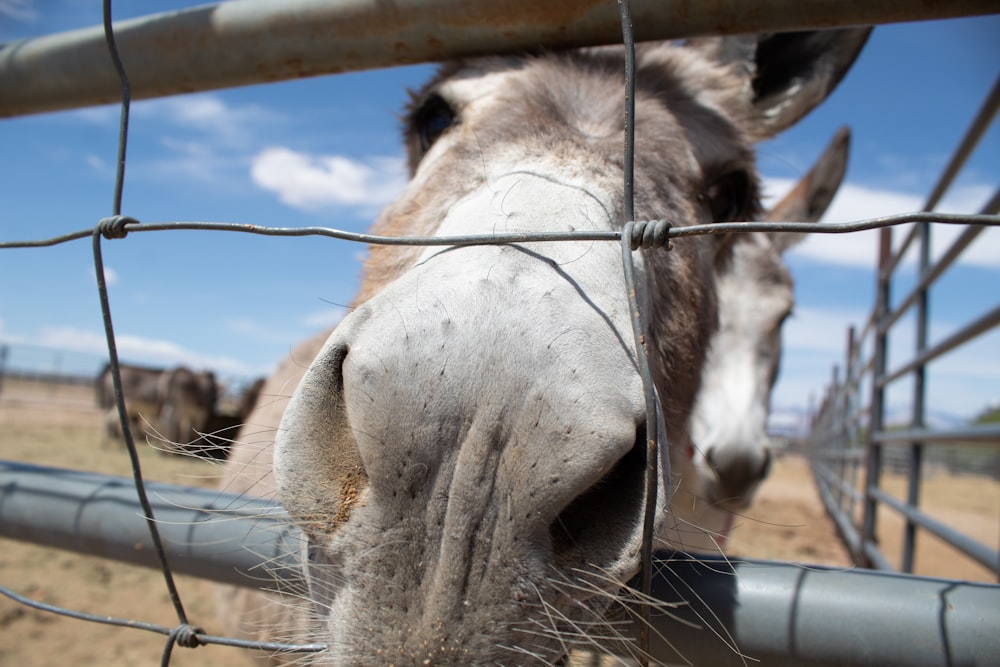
[
  {"x1": 629, "y1": 556, "x2": 1000, "y2": 666},
  {"x1": 3, "y1": 461, "x2": 1000, "y2": 665},
  {"x1": 1, "y1": 0, "x2": 997, "y2": 117},
  {"x1": 0, "y1": 460, "x2": 305, "y2": 593}
]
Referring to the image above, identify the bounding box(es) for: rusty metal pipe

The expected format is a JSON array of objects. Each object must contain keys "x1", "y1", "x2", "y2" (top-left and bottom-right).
[{"x1": 1, "y1": 0, "x2": 997, "y2": 117}]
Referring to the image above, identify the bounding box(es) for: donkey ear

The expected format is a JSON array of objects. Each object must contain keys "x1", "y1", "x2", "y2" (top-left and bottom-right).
[
  {"x1": 766, "y1": 125, "x2": 851, "y2": 253},
  {"x1": 691, "y1": 29, "x2": 871, "y2": 138},
  {"x1": 749, "y1": 29, "x2": 871, "y2": 137}
]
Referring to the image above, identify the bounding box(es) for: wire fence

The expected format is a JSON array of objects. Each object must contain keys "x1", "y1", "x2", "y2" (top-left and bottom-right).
[
  {"x1": 0, "y1": 343, "x2": 104, "y2": 400},
  {"x1": 1, "y1": 1, "x2": 999, "y2": 665}
]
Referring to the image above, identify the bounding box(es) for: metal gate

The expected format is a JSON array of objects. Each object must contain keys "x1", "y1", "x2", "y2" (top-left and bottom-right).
[{"x1": 808, "y1": 76, "x2": 1000, "y2": 579}]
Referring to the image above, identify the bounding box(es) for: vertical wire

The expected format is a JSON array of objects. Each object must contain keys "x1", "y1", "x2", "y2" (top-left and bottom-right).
[
  {"x1": 96, "y1": 0, "x2": 192, "y2": 628},
  {"x1": 620, "y1": 1, "x2": 636, "y2": 226},
  {"x1": 617, "y1": 2, "x2": 658, "y2": 664},
  {"x1": 102, "y1": 0, "x2": 129, "y2": 217}
]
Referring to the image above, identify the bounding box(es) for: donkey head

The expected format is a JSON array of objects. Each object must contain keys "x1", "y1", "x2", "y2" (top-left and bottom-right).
[
  {"x1": 662, "y1": 127, "x2": 851, "y2": 555},
  {"x1": 690, "y1": 127, "x2": 851, "y2": 514},
  {"x1": 271, "y1": 30, "x2": 868, "y2": 664}
]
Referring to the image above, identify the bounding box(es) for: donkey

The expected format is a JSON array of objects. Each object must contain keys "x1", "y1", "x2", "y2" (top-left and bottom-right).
[
  {"x1": 157, "y1": 366, "x2": 219, "y2": 452},
  {"x1": 218, "y1": 29, "x2": 869, "y2": 665},
  {"x1": 96, "y1": 362, "x2": 217, "y2": 450},
  {"x1": 665, "y1": 127, "x2": 852, "y2": 553},
  {"x1": 96, "y1": 362, "x2": 166, "y2": 445}
]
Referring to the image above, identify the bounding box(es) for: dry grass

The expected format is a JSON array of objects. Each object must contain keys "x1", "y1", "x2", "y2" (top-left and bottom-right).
[{"x1": 1, "y1": 379, "x2": 248, "y2": 667}]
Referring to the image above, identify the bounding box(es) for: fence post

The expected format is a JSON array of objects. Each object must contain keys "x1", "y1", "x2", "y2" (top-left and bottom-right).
[
  {"x1": 902, "y1": 221, "x2": 931, "y2": 573},
  {"x1": 861, "y1": 228, "x2": 892, "y2": 568},
  {"x1": 0, "y1": 344, "x2": 8, "y2": 396},
  {"x1": 841, "y1": 326, "x2": 857, "y2": 519}
]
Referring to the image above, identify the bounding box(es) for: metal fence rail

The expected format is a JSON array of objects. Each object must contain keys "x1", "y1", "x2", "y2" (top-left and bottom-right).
[
  {"x1": 0, "y1": 460, "x2": 301, "y2": 592},
  {"x1": 2, "y1": 0, "x2": 1000, "y2": 665},
  {"x1": 4, "y1": 460, "x2": 1000, "y2": 667},
  {"x1": 808, "y1": 74, "x2": 1000, "y2": 579},
  {"x1": 2, "y1": 0, "x2": 996, "y2": 118}
]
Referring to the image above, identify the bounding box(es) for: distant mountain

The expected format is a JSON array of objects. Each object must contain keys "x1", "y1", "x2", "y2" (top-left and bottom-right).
[
  {"x1": 767, "y1": 403, "x2": 971, "y2": 439},
  {"x1": 768, "y1": 405, "x2": 810, "y2": 438},
  {"x1": 883, "y1": 407, "x2": 968, "y2": 430}
]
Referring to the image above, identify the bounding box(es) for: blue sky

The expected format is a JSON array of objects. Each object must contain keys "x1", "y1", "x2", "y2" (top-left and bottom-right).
[{"x1": 1, "y1": 2, "x2": 998, "y2": 427}]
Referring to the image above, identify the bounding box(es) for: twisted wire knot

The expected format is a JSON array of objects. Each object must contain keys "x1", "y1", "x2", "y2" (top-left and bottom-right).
[
  {"x1": 168, "y1": 623, "x2": 204, "y2": 649},
  {"x1": 97, "y1": 215, "x2": 139, "y2": 239},
  {"x1": 629, "y1": 219, "x2": 673, "y2": 250}
]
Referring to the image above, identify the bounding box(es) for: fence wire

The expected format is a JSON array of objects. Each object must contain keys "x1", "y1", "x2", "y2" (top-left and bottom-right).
[
  {"x1": 1, "y1": 0, "x2": 999, "y2": 665},
  {"x1": 4, "y1": 211, "x2": 999, "y2": 252}
]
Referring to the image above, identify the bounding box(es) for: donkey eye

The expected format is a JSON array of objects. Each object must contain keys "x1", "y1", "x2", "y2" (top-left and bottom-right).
[
  {"x1": 705, "y1": 171, "x2": 752, "y2": 223},
  {"x1": 414, "y1": 94, "x2": 456, "y2": 152}
]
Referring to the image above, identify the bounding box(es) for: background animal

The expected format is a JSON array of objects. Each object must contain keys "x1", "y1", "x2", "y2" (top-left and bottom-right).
[
  {"x1": 217, "y1": 28, "x2": 869, "y2": 665},
  {"x1": 666, "y1": 126, "x2": 852, "y2": 554},
  {"x1": 157, "y1": 366, "x2": 218, "y2": 453},
  {"x1": 96, "y1": 362, "x2": 218, "y2": 453},
  {"x1": 96, "y1": 362, "x2": 167, "y2": 444},
  {"x1": 189, "y1": 376, "x2": 266, "y2": 460}
]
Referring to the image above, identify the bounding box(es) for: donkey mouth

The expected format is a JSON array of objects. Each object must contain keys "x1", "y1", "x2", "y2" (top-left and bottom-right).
[
  {"x1": 705, "y1": 472, "x2": 762, "y2": 510},
  {"x1": 708, "y1": 489, "x2": 752, "y2": 511},
  {"x1": 703, "y1": 444, "x2": 771, "y2": 511}
]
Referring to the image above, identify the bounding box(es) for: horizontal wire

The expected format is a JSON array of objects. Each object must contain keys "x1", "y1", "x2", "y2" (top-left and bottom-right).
[
  {"x1": 0, "y1": 583, "x2": 328, "y2": 653},
  {"x1": 2, "y1": 211, "x2": 998, "y2": 251}
]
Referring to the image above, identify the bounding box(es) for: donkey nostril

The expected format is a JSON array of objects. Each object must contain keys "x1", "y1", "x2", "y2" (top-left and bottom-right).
[
  {"x1": 549, "y1": 423, "x2": 647, "y2": 566},
  {"x1": 704, "y1": 447, "x2": 722, "y2": 480},
  {"x1": 758, "y1": 447, "x2": 772, "y2": 480},
  {"x1": 704, "y1": 445, "x2": 772, "y2": 487}
]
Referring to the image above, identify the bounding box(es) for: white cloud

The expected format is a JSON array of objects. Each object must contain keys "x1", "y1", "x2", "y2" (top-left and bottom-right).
[
  {"x1": 226, "y1": 317, "x2": 311, "y2": 345},
  {"x1": 100, "y1": 266, "x2": 118, "y2": 286},
  {"x1": 301, "y1": 306, "x2": 349, "y2": 330},
  {"x1": 225, "y1": 308, "x2": 347, "y2": 346},
  {"x1": 144, "y1": 136, "x2": 248, "y2": 184},
  {"x1": 763, "y1": 178, "x2": 1000, "y2": 270},
  {"x1": 883, "y1": 318, "x2": 1000, "y2": 385},
  {"x1": 774, "y1": 303, "x2": 1000, "y2": 422},
  {"x1": 133, "y1": 93, "x2": 278, "y2": 147},
  {"x1": 763, "y1": 175, "x2": 999, "y2": 421},
  {"x1": 767, "y1": 305, "x2": 863, "y2": 422},
  {"x1": 782, "y1": 305, "x2": 869, "y2": 354},
  {"x1": 161, "y1": 95, "x2": 233, "y2": 125},
  {"x1": 108, "y1": 93, "x2": 282, "y2": 184},
  {"x1": 0, "y1": 0, "x2": 38, "y2": 20},
  {"x1": 69, "y1": 94, "x2": 280, "y2": 185},
  {"x1": 85, "y1": 153, "x2": 111, "y2": 175},
  {"x1": 32, "y1": 326, "x2": 253, "y2": 375},
  {"x1": 251, "y1": 147, "x2": 406, "y2": 212},
  {"x1": 71, "y1": 105, "x2": 119, "y2": 126},
  {"x1": 85, "y1": 266, "x2": 117, "y2": 289}
]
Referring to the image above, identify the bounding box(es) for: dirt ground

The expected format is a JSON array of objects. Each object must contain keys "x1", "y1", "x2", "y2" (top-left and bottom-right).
[{"x1": 1, "y1": 378, "x2": 997, "y2": 666}]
